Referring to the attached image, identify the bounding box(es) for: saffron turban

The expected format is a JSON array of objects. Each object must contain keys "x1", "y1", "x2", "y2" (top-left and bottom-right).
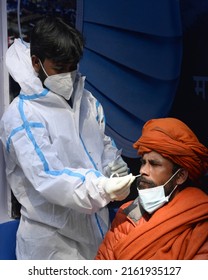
[{"x1": 133, "y1": 118, "x2": 208, "y2": 182}]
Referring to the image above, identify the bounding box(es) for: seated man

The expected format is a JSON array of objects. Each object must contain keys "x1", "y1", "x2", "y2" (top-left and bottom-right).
[{"x1": 95, "y1": 117, "x2": 208, "y2": 260}]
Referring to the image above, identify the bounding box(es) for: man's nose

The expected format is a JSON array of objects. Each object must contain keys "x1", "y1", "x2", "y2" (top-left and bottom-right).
[{"x1": 140, "y1": 164, "x2": 150, "y2": 176}]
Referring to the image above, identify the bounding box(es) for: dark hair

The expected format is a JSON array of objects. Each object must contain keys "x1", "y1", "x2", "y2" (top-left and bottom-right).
[
  {"x1": 30, "y1": 16, "x2": 84, "y2": 67},
  {"x1": 172, "y1": 163, "x2": 181, "y2": 174}
]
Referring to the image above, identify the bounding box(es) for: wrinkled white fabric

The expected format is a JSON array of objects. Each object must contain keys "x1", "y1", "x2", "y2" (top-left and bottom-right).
[
  {"x1": 0, "y1": 39, "x2": 124, "y2": 260},
  {"x1": 104, "y1": 150, "x2": 129, "y2": 177},
  {"x1": 108, "y1": 157, "x2": 129, "y2": 177}
]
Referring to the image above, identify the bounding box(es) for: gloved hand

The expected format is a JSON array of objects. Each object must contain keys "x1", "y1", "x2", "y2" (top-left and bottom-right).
[
  {"x1": 107, "y1": 157, "x2": 129, "y2": 177},
  {"x1": 98, "y1": 174, "x2": 135, "y2": 201}
]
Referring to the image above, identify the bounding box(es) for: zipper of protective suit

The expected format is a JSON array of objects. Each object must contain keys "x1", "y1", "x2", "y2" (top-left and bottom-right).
[{"x1": 79, "y1": 134, "x2": 105, "y2": 239}]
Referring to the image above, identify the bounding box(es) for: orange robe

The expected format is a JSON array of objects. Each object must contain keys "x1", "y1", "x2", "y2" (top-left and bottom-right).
[{"x1": 96, "y1": 187, "x2": 208, "y2": 259}]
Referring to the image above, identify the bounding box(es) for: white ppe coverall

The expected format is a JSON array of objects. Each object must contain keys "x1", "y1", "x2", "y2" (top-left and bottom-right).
[{"x1": 0, "y1": 39, "x2": 121, "y2": 259}]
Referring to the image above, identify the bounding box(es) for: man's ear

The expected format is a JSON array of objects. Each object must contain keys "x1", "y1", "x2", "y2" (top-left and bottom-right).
[
  {"x1": 31, "y1": 55, "x2": 40, "y2": 73},
  {"x1": 176, "y1": 169, "x2": 188, "y2": 185}
]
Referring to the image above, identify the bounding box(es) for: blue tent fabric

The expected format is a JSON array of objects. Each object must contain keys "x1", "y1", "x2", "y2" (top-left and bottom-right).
[
  {"x1": 0, "y1": 219, "x2": 19, "y2": 260},
  {"x1": 76, "y1": 0, "x2": 182, "y2": 157}
]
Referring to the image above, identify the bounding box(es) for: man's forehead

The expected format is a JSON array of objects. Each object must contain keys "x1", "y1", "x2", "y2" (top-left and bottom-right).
[
  {"x1": 142, "y1": 151, "x2": 163, "y2": 160},
  {"x1": 142, "y1": 151, "x2": 174, "y2": 166}
]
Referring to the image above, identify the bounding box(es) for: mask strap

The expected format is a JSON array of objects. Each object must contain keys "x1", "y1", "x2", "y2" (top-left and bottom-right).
[
  {"x1": 39, "y1": 59, "x2": 49, "y2": 77},
  {"x1": 167, "y1": 184, "x2": 178, "y2": 199},
  {"x1": 163, "y1": 168, "x2": 181, "y2": 188},
  {"x1": 164, "y1": 168, "x2": 181, "y2": 199}
]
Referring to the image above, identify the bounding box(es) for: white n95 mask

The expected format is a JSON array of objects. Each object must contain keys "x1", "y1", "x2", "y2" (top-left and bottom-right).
[
  {"x1": 138, "y1": 169, "x2": 181, "y2": 214},
  {"x1": 39, "y1": 59, "x2": 76, "y2": 100}
]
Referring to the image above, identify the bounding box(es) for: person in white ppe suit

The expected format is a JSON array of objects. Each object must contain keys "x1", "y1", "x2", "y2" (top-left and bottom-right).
[{"x1": 0, "y1": 17, "x2": 135, "y2": 260}]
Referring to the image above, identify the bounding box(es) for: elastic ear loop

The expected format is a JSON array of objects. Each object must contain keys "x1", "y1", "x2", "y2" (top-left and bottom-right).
[{"x1": 38, "y1": 59, "x2": 49, "y2": 77}]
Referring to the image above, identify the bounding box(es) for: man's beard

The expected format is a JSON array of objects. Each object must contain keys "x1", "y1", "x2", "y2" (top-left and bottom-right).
[
  {"x1": 136, "y1": 175, "x2": 176, "y2": 196},
  {"x1": 136, "y1": 176, "x2": 156, "y2": 189}
]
